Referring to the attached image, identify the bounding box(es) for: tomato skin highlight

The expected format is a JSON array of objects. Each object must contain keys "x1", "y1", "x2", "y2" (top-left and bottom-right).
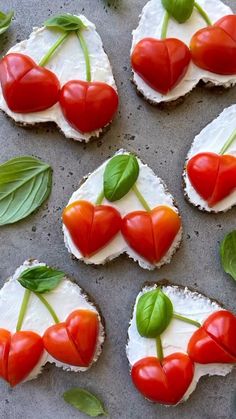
[
  {"x1": 63, "y1": 200, "x2": 122, "y2": 257},
  {"x1": 204, "y1": 311, "x2": 236, "y2": 358},
  {"x1": 8, "y1": 331, "x2": 44, "y2": 386},
  {"x1": 187, "y1": 152, "x2": 236, "y2": 207},
  {"x1": 187, "y1": 152, "x2": 220, "y2": 201},
  {"x1": 131, "y1": 354, "x2": 194, "y2": 405},
  {"x1": 66, "y1": 310, "x2": 99, "y2": 366},
  {"x1": 122, "y1": 206, "x2": 181, "y2": 264},
  {"x1": 188, "y1": 310, "x2": 236, "y2": 364},
  {"x1": 0, "y1": 53, "x2": 60, "y2": 113},
  {"x1": 208, "y1": 155, "x2": 236, "y2": 206},
  {"x1": 131, "y1": 38, "x2": 191, "y2": 94},
  {"x1": 0, "y1": 329, "x2": 44, "y2": 387},
  {"x1": 43, "y1": 323, "x2": 86, "y2": 366},
  {"x1": 0, "y1": 329, "x2": 11, "y2": 382},
  {"x1": 60, "y1": 80, "x2": 118, "y2": 133},
  {"x1": 190, "y1": 15, "x2": 236, "y2": 75},
  {"x1": 43, "y1": 310, "x2": 99, "y2": 367}
]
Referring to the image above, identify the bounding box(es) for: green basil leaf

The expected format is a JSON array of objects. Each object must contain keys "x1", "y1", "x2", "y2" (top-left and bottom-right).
[
  {"x1": 0, "y1": 10, "x2": 14, "y2": 35},
  {"x1": 0, "y1": 156, "x2": 52, "y2": 225},
  {"x1": 136, "y1": 288, "x2": 173, "y2": 338},
  {"x1": 18, "y1": 266, "x2": 65, "y2": 293},
  {"x1": 162, "y1": 0, "x2": 195, "y2": 23},
  {"x1": 63, "y1": 388, "x2": 107, "y2": 417},
  {"x1": 220, "y1": 231, "x2": 236, "y2": 282},
  {"x1": 104, "y1": 154, "x2": 139, "y2": 202},
  {"x1": 44, "y1": 14, "x2": 87, "y2": 32}
]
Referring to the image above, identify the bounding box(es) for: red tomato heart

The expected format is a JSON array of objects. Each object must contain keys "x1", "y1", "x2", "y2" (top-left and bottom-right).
[
  {"x1": 0, "y1": 53, "x2": 60, "y2": 113},
  {"x1": 188, "y1": 310, "x2": 236, "y2": 364},
  {"x1": 0, "y1": 329, "x2": 44, "y2": 386},
  {"x1": 187, "y1": 152, "x2": 236, "y2": 206},
  {"x1": 43, "y1": 310, "x2": 99, "y2": 367},
  {"x1": 190, "y1": 15, "x2": 236, "y2": 74},
  {"x1": 122, "y1": 206, "x2": 181, "y2": 264},
  {"x1": 131, "y1": 38, "x2": 191, "y2": 94},
  {"x1": 59, "y1": 80, "x2": 118, "y2": 133},
  {"x1": 131, "y1": 354, "x2": 194, "y2": 405},
  {"x1": 63, "y1": 200, "x2": 122, "y2": 257}
]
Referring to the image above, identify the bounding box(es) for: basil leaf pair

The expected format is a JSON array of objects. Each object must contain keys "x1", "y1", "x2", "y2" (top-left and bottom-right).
[
  {"x1": 45, "y1": 14, "x2": 86, "y2": 32},
  {"x1": 104, "y1": 154, "x2": 139, "y2": 202},
  {"x1": 136, "y1": 288, "x2": 173, "y2": 338},
  {"x1": 162, "y1": 0, "x2": 195, "y2": 23},
  {"x1": 0, "y1": 10, "x2": 14, "y2": 35},
  {"x1": 18, "y1": 266, "x2": 65, "y2": 293},
  {"x1": 220, "y1": 231, "x2": 236, "y2": 282},
  {"x1": 0, "y1": 156, "x2": 52, "y2": 225},
  {"x1": 63, "y1": 388, "x2": 107, "y2": 417}
]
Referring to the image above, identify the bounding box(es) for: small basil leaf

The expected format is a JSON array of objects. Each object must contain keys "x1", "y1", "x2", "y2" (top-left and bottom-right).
[
  {"x1": 44, "y1": 14, "x2": 87, "y2": 32},
  {"x1": 162, "y1": 0, "x2": 195, "y2": 23},
  {"x1": 104, "y1": 154, "x2": 139, "y2": 202},
  {"x1": 0, "y1": 156, "x2": 52, "y2": 225},
  {"x1": 0, "y1": 10, "x2": 14, "y2": 35},
  {"x1": 18, "y1": 266, "x2": 65, "y2": 293},
  {"x1": 220, "y1": 231, "x2": 236, "y2": 281},
  {"x1": 136, "y1": 288, "x2": 173, "y2": 338},
  {"x1": 63, "y1": 388, "x2": 107, "y2": 417}
]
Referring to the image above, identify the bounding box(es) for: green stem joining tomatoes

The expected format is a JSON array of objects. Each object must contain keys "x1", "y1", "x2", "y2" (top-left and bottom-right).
[
  {"x1": 173, "y1": 313, "x2": 201, "y2": 328},
  {"x1": 156, "y1": 335, "x2": 164, "y2": 360},
  {"x1": 16, "y1": 289, "x2": 31, "y2": 332},
  {"x1": 56, "y1": 15, "x2": 118, "y2": 133},
  {"x1": 219, "y1": 128, "x2": 236, "y2": 155},
  {"x1": 95, "y1": 190, "x2": 105, "y2": 206},
  {"x1": 39, "y1": 32, "x2": 69, "y2": 67},
  {"x1": 34, "y1": 293, "x2": 60, "y2": 324},
  {"x1": 132, "y1": 184, "x2": 151, "y2": 212},
  {"x1": 77, "y1": 30, "x2": 91, "y2": 82},
  {"x1": 194, "y1": 2, "x2": 212, "y2": 26},
  {"x1": 161, "y1": 11, "x2": 170, "y2": 40},
  {"x1": 187, "y1": 128, "x2": 236, "y2": 206}
]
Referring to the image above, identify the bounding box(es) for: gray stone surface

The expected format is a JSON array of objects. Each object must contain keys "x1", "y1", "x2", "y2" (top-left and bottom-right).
[{"x1": 0, "y1": 0, "x2": 236, "y2": 418}]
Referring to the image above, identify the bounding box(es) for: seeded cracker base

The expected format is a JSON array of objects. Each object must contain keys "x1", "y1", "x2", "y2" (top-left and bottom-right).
[
  {"x1": 131, "y1": 0, "x2": 236, "y2": 106},
  {"x1": 63, "y1": 149, "x2": 183, "y2": 270},
  {"x1": 0, "y1": 259, "x2": 105, "y2": 382},
  {"x1": 0, "y1": 16, "x2": 117, "y2": 142},
  {"x1": 126, "y1": 280, "x2": 235, "y2": 405}
]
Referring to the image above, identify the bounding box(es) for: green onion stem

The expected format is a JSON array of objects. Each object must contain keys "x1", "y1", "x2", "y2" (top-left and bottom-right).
[
  {"x1": 95, "y1": 190, "x2": 105, "y2": 205},
  {"x1": 34, "y1": 293, "x2": 60, "y2": 324},
  {"x1": 77, "y1": 30, "x2": 91, "y2": 82},
  {"x1": 39, "y1": 32, "x2": 69, "y2": 67},
  {"x1": 173, "y1": 313, "x2": 201, "y2": 328},
  {"x1": 161, "y1": 11, "x2": 170, "y2": 40},
  {"x1": 132, "y1": 184, "x2": 151, "y2": 212},
  {"x1": 156, "y1": 335, "x2": 164, "y2": 361},
  {"x1": 16, "y1": 289, "x2": 31, "y2": 332},
  {"x1": 194, "y1": 2, "x2": 212, "y2": 26},
  {"x1": 219, "y1": 128, "x2": 236, "y2": 155}
]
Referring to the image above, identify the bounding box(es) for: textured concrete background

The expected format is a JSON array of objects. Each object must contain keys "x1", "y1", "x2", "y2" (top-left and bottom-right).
[{"x1": 0, "y1": 1, "x2": 236, "y2": 418}]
